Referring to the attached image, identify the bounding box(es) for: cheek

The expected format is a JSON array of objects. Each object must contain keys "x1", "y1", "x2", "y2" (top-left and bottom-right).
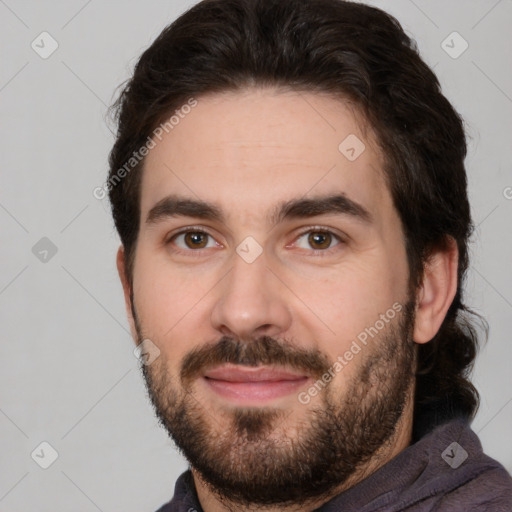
[
  {"x1": 132, "y1": 250, "x2": 212, "y2": 342},
  {"x1": 302, "y1": 258, "x2": 399, "y2": 321},
  {"x1": 294, "y1": 257, "x2": 406, "y2": 366}
]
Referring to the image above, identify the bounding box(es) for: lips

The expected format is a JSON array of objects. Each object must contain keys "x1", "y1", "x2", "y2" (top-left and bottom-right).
[
  {"x1": 204, "y1": 365, "x2": 307, "y2": 382},
  {"x1": 202, "y1": 364, "x2": 309, "y2": 402}
]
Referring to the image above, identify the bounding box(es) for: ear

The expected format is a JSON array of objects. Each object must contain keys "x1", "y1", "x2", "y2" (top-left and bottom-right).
[
  {"x1": 116, "y1": 245, "x2": 138, "y2": 344},
  {"x1": 413, "y1": 236, "x2": 458, "y2": 344}
]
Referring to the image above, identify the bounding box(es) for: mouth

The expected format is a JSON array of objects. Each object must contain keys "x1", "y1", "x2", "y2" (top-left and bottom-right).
[{"x1": 202, "y1": 364, "x2": 310, "y2": 403}]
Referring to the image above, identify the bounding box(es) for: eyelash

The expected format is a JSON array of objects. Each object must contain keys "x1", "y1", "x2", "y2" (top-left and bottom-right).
[{"x1": 165, "y1": 226, "x2": 345, "y2": 258}]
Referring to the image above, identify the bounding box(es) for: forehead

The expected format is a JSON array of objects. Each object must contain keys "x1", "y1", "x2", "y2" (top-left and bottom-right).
[{"x1": 140, "y1": 87, "x2": 391, "y2": 227}]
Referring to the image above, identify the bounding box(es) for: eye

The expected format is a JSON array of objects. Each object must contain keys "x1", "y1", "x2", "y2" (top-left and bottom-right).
[
  {"x1": 170, "y1": 229, "x2": 220, "y2": 250},
  {"x1": 294, "y1": 230, "x2": 342, "y2": 252}
]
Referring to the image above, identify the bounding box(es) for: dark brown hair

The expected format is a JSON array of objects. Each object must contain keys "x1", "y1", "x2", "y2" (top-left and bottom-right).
[{"x1": 108, "y1": 0, "x2": 486, "y2": 430}]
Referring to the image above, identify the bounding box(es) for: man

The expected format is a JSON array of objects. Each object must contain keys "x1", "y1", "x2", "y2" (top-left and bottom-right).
[{"x1": 107, "y1": 0, "x2": 512, "y2": 510}]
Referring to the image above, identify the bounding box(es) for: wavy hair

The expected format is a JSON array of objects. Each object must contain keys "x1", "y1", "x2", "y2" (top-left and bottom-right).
[{"x1": 107, "y1": 0, "x2": 486, "y2": 431}]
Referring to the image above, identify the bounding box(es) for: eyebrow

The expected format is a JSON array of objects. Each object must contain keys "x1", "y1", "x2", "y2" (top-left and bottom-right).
[{"x1": 145, "y1": 193, "x2": 373, "y2": 227}]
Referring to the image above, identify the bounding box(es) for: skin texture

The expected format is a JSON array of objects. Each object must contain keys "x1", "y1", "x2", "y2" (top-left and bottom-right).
[{"x1": 116, "y1": 87, "x2": 459, "y2": 512}]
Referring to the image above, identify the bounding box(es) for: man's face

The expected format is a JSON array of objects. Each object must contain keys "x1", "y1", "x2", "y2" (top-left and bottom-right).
[{"x1": 126, "y1": 88, "x2": 417, "y2": 506}]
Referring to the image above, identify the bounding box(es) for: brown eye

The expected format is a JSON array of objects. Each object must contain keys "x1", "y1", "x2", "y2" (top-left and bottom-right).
[
  {"x1": 308, "y1": 231, "x2": 333, "y2": 250},
  {"x1": 294, "y1": 230, "x2": 342, "y2": 252},
  {"x1": 171, "y1": 230, "x2": 216, "y2": 251},
  {"x1": 183, "y1": 232, "x2": 208, "y2": 249}
]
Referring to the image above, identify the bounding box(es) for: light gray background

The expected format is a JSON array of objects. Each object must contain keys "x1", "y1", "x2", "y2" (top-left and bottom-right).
[{"x1": 0, "y1": 0, "x2": 511, "y2": 510}]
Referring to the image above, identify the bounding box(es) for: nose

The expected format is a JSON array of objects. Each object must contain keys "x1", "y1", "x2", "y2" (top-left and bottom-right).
[{"x1": 210, "y1": 248, "x2": 292, "y2": 342}]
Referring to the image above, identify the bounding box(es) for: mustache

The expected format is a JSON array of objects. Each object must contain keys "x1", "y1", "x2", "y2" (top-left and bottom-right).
[{"x1": 180, "y1": 335, "x2": 332, "y2": 384}]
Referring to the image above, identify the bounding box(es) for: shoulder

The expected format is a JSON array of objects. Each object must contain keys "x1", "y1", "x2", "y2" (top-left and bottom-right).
[{"x1": 434, "y1": 462, "x2": 512, "y2": 511}]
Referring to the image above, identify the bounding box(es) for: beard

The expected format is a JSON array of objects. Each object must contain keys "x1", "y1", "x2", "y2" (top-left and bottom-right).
[{"x1": 135, "y1": 298, "x2": 416, "y2": 508}]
